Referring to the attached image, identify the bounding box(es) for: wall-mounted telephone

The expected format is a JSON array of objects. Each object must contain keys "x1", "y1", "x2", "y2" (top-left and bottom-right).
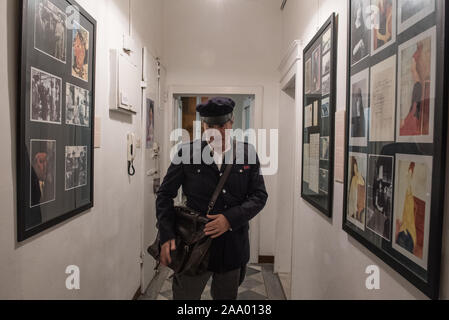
[{"x1": 127, "y1": 133, "x2": 136, "y2": 176}]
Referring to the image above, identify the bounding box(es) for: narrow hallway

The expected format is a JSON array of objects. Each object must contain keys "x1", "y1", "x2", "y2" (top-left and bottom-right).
[{"x1": 2, "y1": 0, "x2": 449, "y2": 303}]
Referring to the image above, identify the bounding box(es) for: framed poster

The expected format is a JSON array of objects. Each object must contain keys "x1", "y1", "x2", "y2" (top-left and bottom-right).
[
  {"x1": 343, "y1": 0, "x2": 448, "y2": 299},
  {"x1": 301, "y1": 13, "x2": 337, "y2": 217},
  {"x1": 18, "y1": 0, "x2": 96, "y2": 241},
  {"x1": 146, "y1": 98, "x2": 155, "y2": 149}
]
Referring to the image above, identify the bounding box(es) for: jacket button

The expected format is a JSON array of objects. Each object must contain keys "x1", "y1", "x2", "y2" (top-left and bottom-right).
[
  {"x1": 223, "y1": 189, "x2": 226, "y2": 194},
  {"x1": 239, "y1": 169, "x2": 243, "y2": 173},
  {"x1": 197, "y1": 169, "x2": 201, "y2": 173},
  {"x1": 219, "y1": 173, "x2": 223, "y2": 177}
]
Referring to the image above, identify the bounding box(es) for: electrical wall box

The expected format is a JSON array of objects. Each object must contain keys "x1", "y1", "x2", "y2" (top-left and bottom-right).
[{"x1": 109, "y1": 49, "x2": 138, "y2": 115}]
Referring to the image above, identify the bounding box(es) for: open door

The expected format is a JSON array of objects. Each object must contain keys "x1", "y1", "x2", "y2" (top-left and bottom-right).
[{"x1": 140, "y1": 50, "x2": 164, "y2": 293}]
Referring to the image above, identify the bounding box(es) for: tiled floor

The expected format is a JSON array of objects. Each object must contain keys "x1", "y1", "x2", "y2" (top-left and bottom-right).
[
  {"x1": 278, "y1": 273, "x2": 292, "y2": 300},
  {"x1": 141, "y1": 264, "x2": 286, "y2": 301}
]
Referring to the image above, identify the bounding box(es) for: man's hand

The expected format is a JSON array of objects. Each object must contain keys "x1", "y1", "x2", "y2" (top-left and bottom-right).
[
  {"x1": 160, "y1": 239, "x2": 176, "y2": 267},
  {"x1": 204, "y1": 214, "x2": 231, "y2": 239}
]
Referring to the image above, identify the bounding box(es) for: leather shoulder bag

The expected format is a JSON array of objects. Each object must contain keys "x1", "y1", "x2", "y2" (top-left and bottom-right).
[{"x1": 148, "y1": 148, "x2": 235, "y2": 277}]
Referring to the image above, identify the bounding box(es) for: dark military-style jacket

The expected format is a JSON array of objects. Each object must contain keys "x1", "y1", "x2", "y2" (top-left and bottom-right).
[{"x1": 156, "y1": 139, "x2": 268, "y2": 273}]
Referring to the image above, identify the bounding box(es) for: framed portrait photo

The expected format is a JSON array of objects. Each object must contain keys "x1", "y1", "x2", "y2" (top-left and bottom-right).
[
  {"x1": 343, "y1": 0, "x2": 448, "y2": 299},
  {"x1": 301, "y1": 13, "x2": 337, "y2": 218},
  {"x1": 18, "y1": 0, "x2": 96, "y2": 242},
  {"x1": 146, "y1": 98, "x2": 155, "y2": 149}
]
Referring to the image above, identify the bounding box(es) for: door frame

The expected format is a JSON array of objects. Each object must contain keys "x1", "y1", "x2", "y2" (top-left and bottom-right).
[
  {"x1": 165, "y1": 85, "x2": 264, "y2": 264},
  {"x1": 274, "y1": 41, "x2": 302, "y2": 298}
]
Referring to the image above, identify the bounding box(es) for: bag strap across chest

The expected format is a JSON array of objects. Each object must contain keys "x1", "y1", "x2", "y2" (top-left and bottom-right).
[{"x1": 206, "y1": 140, "x2": 237, "y2": 215}]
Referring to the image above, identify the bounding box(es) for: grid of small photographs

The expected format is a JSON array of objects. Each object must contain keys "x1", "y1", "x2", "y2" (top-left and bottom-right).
[
  {"x1": 344, "y1": 0, "x2": 445, "y2": 299},
  {"x1": 19, "y1": 0, "x2": 95, "y2": 241},
  {"x1": 302, "y1": 14, "x2": 335, "y2": 217}
]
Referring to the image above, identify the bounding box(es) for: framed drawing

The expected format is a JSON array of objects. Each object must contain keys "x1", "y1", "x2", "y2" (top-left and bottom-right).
[
  {"x1": 301, "y1": 13, "x2": 337, "y2": 217},
  {"x1": 18, "y1": 0, "x2": 96, "y2": 241},
  {"x1": 146, "y1": 98, "x2": 155, "y2": 149},
  {"x1": 343, "y1": 0, "x2": 448, "y2": 299}
]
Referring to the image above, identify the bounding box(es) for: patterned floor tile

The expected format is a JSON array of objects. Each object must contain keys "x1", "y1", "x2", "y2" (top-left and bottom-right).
[
  {"x1": 238, "y1": 290, "x2": 267, "y2": 301},
  {"x1": 161, "y1": 280, "x2": 172, "y2": 292},
  {"x1": 240, "y1": 278, "x2": 263, "y2": 290},
  {"x1": 249, "y1": 265, "x2": 262, "y2": 271},
  {"x1": 160, "y1": 290, "x2": 172, "y2": 299},
  {"x1": 245, "y1": 266, "x2": 261, "y2": 277},
  {"x1": 238, "y1": 286, "x2": 247, "y2": 294},
  {"x1": 251, "y1": 284, "x2": 267, "y2": 297},
  {"x1": 249, "y1": 272, "x2": 264, "y2": 283}
]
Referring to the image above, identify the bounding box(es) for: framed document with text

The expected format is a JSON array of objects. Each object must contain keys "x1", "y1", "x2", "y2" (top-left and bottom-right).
[
  {"x1": 343, "y1": 0, "x2": 448, "y2": 299},
  {"x1": 18, "y1": 0, "x2": 96, "y2": 241},
  {"x1": 302, "y1": 14, "x2": 337, "y2": 218}
]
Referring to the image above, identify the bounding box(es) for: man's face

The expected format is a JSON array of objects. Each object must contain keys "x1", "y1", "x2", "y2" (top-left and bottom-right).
[
  {"x1": 204, "y1": 120, "x2": 233, "y2": 142},
  {"x1": 33, "y1": 152, "x2": 48, "y2": 181}
]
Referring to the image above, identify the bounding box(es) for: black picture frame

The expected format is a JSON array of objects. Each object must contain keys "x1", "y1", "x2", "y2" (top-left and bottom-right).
[
  {"x1": 17, "y1": 0, "x2": 96, "y2": 242},
  {"x1": 301, "y1": 13, "x2": 337, "y2": 218},
  {"x1": 343, "y1": 0, "x2": 448, "y2": 299}
]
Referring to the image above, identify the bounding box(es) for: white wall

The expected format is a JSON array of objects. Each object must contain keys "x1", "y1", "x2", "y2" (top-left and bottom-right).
[
  {"x1": 283, "y1": 0, "x2": 449, "y2": 299},
  {"x1": 0, "y1": 0, "x2": 163, "y2": 299},
  {"x1": 162, "y1": 0, "x2": 282, "y2": 256}
]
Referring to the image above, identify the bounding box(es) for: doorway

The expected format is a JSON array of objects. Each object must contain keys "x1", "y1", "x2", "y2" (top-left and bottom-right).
[
  {"x1": 275, "y1": 75, "x2": 297, "y2": 300},
  {"x1": 173, "y1": 94, "x2": 256, "y2": 142}
]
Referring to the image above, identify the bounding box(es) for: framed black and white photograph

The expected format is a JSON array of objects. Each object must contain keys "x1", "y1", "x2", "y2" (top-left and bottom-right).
[
  {"x1": 34, "y1": 0, "x2": 67, "y2": 63},
  {"x1": 65, "y1": 146, "x2": 88, "y2": 191},
  {"x1": 398, "y1": 0, "x2": 435, "y2": 34},
  {"x1": 322, "y1": 73, "x2": 330, "y2": 96},
  {"x1": 343, "y1": 0, "x2": 448, "y2": 300},
  {"x1": 146, "y1": 98, "x2": 155, "y2": 149},
  {"x1": 322, "y1": 28, "x2": 332, "y2": 54},
  {"x1": 305, "y1": 58, "x2": 312, "y2": 94},
  {"x1": 351, "y1": 0, "x2": 371, "y2": 66},
  {"x1": 66, "y1": 82, "x2": 90, "y2": 127},
  {"x1": 301, "y1": 13, "x2": 337, "y2": 218},
  {"x1": 319, "y1": 169, "x2": 329, "y2": 195},
  {"x1": 18, "y1": 0, "x2": 96, "y2": 242},
  {"x1": 320, "y1": 137, "x2": 330, "y2": 161},
  {"x1": 349, "y1": 68, "x2": 369, "y2": 147},
  {"x1": 322, "y1": 51, "x2": 331, "y2": 76},
  {"x1": 30, "y1": 67, "x2": 62, "y2": 124},
  {"x1": 312, "y1": 45, "x2": 321, "y2": 93},
  {"x1": 321, "y1": 97, "x2": 330, "y2": 118},
  {"x1": 366, "y1": 155, "x2": 394, "y2": 241}
]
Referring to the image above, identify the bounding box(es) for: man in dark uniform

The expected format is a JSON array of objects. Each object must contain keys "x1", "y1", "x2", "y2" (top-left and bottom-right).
[{"x1": 156, "y1": 97, "x2": 268, "y2": 300}]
